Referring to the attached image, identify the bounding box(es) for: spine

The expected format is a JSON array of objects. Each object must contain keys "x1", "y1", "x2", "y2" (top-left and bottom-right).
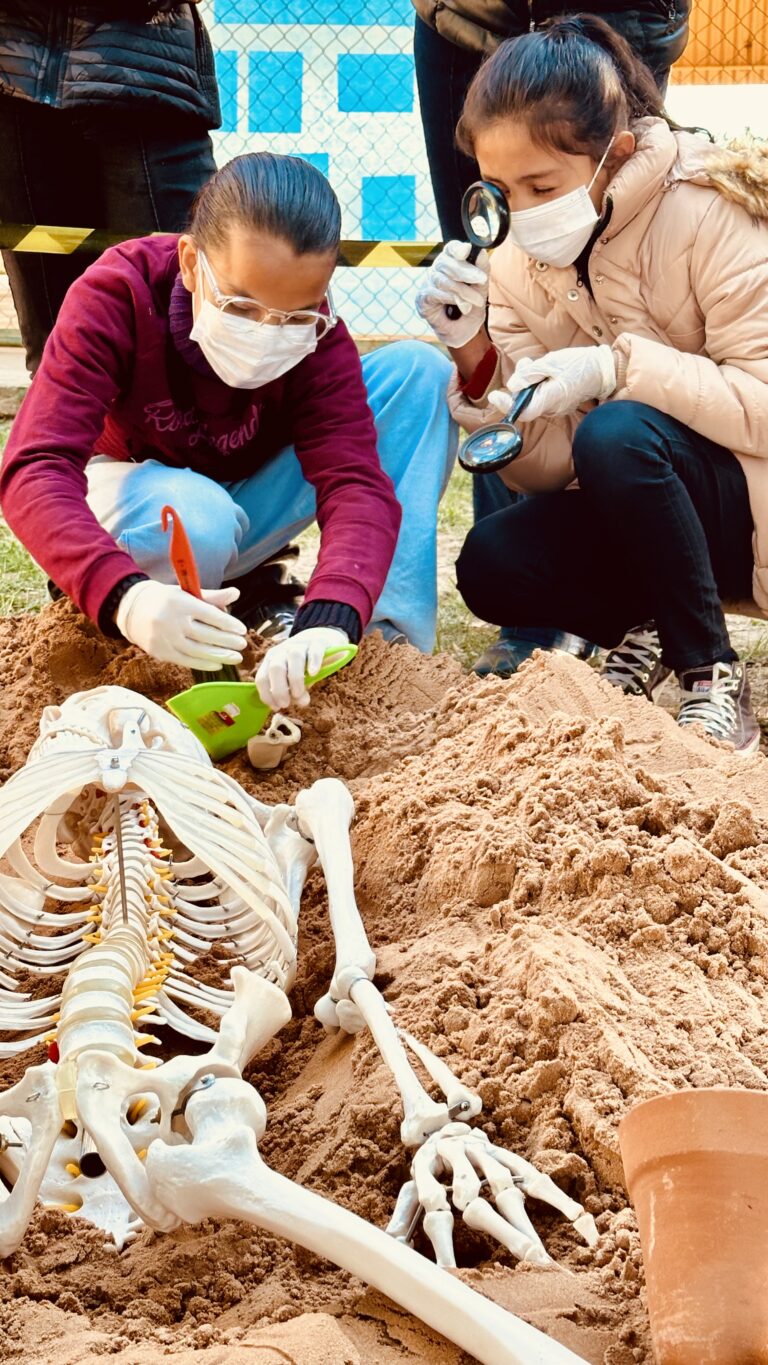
[{"x1": 52, "y1": 796, "x2": 176, "y2": 1117}]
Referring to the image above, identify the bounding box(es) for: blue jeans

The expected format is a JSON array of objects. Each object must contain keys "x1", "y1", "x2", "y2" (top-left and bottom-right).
[
  {"x1": 86, "y1": 341, "x2": 458, "y2": 654},
  {"x1": 457, "y1": 403, "x2": 754, "y2": 674}
]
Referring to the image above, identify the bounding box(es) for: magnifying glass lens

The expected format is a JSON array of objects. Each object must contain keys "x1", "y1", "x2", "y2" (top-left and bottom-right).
[
  {"x1": 469, "y1": 214, "x2": 494, "y2": 243},
  {"x1": 461, "y1": 182, "x2": 509, "y2": 250},
  {"x1": 458, "y1": 425, "x2": 523, "y2": 473}
]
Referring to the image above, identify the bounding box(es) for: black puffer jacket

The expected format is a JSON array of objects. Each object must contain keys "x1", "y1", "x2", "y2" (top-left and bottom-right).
[
  {"x1": 411, "y1": 0, "x2": 690, "y2": 61},
  {"x1": 0, "y1": 0, "x2": 220, "y2": 126}
]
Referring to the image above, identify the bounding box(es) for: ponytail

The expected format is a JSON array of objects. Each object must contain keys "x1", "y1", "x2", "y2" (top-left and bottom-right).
[{"x1": 457, "y1": 15, "x2": 675, "y2": 162}]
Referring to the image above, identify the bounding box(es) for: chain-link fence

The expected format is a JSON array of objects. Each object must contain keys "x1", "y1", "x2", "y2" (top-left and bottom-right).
[
  {"x1": 1, "y1": 0, "x2": 767, "y2": 347},
  {"x1": 674, "y1": 0, "x2": 767, "y2": 81},
  {"x1": 199, "y1": 0, "x2": 768, "y2": 336},
  {"x1": 198, "y1": 0, "x2": 435, "y2": 338}
]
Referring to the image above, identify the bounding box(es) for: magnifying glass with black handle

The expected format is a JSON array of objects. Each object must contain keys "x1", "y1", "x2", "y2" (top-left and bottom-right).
[{"x1": 449, "y1": 180, "x2": 540, "y2": 474}]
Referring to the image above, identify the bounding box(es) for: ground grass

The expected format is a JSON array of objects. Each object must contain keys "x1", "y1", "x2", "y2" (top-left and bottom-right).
[
  {"x1": 0, "y1": 414, "x2": 487, "y2": 661},
  {"x1": 1, "y1": 416, "x2": 767, "y2": 677}
]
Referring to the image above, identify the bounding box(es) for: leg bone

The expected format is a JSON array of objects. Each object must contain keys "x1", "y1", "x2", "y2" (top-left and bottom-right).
[{"x1": 145, "y1": 1080, "x2": 589, "y2": 1365}]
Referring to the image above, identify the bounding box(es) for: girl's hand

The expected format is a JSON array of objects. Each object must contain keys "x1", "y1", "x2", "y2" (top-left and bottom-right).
[
  {"x1": 115, "y1": 581, "x2": 247, "y2": 669},
  {"x1": 255, "y1": 626, "x2": 349, "y2": 711},
  {"x1": 416, "y1": 241, "x2": 490, "y2": 349},
  {"x1": 489, "y1": 345, "x2": 616, "y2": 421}
]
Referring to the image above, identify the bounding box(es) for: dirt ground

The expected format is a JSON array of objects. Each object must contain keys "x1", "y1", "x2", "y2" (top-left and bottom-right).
[{"x1": 1, "y1": 602, "x2": 767, "y2": 1364}]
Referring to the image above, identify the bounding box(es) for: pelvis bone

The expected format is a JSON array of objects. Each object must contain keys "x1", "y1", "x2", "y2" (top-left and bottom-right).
[{"x1": 0, "y1": 685, "x2": 596, "y2": 1365}]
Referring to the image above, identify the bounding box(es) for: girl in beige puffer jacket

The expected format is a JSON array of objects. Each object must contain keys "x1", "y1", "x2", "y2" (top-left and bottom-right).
[{"x1": 417, "y1": 14, "x2": 767, "y2": 756}]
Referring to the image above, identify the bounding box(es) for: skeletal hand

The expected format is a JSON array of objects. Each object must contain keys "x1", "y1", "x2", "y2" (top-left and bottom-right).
[{"x1": 387, "y1": 1122, "x2": 598, "y2": 1270}]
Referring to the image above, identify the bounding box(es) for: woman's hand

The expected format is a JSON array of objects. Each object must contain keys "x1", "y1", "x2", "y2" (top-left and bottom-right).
[
  {"x1": 489, "y1": 345, "x2": 616, "y2": 421},
  {"x1": 255, "y1": 626, "x2": 349, "y2": 711},
  {"x1": 416, "y1": 241, "x2": 490, "y2": 349},
  {"x1": 115, "y1": 580, "x2": 247, "y2": 669}
]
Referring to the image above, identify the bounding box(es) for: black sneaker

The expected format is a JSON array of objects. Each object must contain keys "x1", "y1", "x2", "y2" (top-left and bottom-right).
[
  {"x1": 225, "y1": 546, "x2": 305, "y2": 642},
  {"x1": 677, "y1": 660, "x2": 760, "y2": 756},
  {"x1": 47, "y1": 579, "x2": 65, "y2": 602},
  {"x1": 601, "y1": 623, "x2": 671, "y2": 702},
  {"x1": 473, "y1": 630, "x2": 594, "y2": 678}
]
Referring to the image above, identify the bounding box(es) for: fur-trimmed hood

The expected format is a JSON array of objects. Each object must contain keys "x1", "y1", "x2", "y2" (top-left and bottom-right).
[
  {"x1": 671, "y1": 126, "x2": 768, "y2": 223},
  {"x1": 606, "y1": 118, "x2": 768, "y2": 233}
]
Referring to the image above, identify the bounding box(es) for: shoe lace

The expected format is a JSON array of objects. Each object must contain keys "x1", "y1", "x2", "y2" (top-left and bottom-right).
[
  {"x1": 678, "y1": 663, "x2": 740, "y2": 740},
  {"x1": 602, "y1": 626, "x2": 661, "y2": 692}
]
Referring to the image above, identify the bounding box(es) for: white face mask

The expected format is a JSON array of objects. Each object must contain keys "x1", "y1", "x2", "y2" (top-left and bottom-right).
[
  {"x1": 189, "y1": 256, "x2": 320, "y2": 389},
  {"x1": 506, "y1": 141, "x2": 613, "y2": 268}
]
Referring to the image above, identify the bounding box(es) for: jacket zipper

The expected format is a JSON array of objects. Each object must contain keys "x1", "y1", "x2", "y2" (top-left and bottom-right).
[{"x1": 37, "y1": 5, "x2": 67, "y2": 106}]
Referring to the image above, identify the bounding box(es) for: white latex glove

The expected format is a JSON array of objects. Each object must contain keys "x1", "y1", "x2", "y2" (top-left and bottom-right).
[
  {"x1": 255, "y1": 626, "x2": 349, "y2": 712},
  {"x1": 415, "y1": 240, "x2": 490, "y2": 348},
  {"x1": 115, "y1": 579, "x2": 247, "y2": 670},
  {"x1": 488, "y1": 345, "x2": 616, "y2": 422}
]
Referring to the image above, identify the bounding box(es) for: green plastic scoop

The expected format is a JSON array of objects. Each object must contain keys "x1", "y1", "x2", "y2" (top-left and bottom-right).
[{"x1": 167, "y1": 643, "x2": 358, "y2": 761}]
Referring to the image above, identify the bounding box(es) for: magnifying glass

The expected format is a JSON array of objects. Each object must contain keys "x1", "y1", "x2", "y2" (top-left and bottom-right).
[
  {"x1": 458, "y1": 382, "x2": 539, "y2": 473},
  {"x1": 444, "y1": 181, "x2": 509, "y2": 323},
  {"x1": 449, "y1": 181, "x2": 539, "y2": 473}
]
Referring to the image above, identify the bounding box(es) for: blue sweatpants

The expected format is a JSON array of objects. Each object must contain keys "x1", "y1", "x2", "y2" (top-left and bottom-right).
[{"x1": 87, "y1": 341, "x2": 457, "y2": 653}]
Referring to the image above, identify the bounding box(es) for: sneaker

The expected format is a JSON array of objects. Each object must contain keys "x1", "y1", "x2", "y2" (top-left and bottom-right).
[
  {"x1": 369, "y1": 622, "x2": 408, "y2": 645},
  {"x1": 225, "y1": 546, "x2": 305, "y2": 641},
  {"x1": 553, "y1": 633, "x2": 599, "y2": 661},
  {"x1": 473, "y1": 636, "x2": 539, "y2": 678},
  {"x1": 601, "y1": 623, "x2": 671, "y2": 702},
  {"x1": 677, "y1": 660, "x2": 760, "y2": 756},
  {"x1": 473, "y1": 630, "x2": 596, "y2": 678}
]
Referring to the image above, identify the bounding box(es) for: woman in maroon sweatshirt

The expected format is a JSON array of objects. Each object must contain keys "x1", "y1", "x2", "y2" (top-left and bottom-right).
[{"x1": 0, "y1": 153, "x2": 457, "y2": 710}]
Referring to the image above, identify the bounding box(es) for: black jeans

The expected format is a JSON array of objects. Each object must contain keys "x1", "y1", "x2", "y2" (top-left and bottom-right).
[
  {"x1": 456, "y1": 402, "x2": 755, "y2": 674},
  {"x1": 0, "y1": 94, "x2": 216, "y2": 373}
]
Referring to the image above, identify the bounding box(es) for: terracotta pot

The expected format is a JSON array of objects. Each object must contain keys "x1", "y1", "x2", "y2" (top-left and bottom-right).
[{"x1": 619, "y1": 1088, "x2": 768, "y2": 1365}]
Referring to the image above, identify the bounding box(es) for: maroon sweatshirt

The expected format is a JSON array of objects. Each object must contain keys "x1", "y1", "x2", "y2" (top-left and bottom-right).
[{"x1": 0, "y1": 234, "x2": 401, "y2": 638}]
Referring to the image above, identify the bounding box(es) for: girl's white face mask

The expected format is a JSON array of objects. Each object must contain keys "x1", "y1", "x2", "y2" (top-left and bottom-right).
[
  {"x1": 189, "y1": 252, "x2": 320, "y2": 389},
  {"x1": 506, "y1": 141, "x2": 613, "y2": 268}
]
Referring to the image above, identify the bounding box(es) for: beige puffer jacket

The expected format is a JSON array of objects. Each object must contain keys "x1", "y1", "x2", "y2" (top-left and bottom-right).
[{"x1": 449, "y1": 118, "x2": 768, "y2": 612}]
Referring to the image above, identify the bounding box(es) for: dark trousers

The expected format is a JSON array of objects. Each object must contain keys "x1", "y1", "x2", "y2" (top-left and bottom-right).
[
  {"x1": 0, "y1": 94, "x2": 216, "y2": 373},
  {"x1": 456, "y1": 403, "x2": 755, "y2": 674}
]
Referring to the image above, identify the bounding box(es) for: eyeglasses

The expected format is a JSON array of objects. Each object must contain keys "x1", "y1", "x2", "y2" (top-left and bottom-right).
[{"x1": 197, "y1": 249, "x2": 338, "y2": 339}]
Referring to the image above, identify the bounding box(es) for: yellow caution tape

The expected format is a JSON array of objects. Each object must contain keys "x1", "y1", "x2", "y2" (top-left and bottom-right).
[{"x1": 0, "y1": 224, "x2": 443, "y2": 266}]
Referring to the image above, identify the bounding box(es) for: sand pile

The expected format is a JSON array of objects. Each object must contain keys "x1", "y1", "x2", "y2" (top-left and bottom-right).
[{"x1": 1, "y1": 605, "x2": 767, "y2": 1364}]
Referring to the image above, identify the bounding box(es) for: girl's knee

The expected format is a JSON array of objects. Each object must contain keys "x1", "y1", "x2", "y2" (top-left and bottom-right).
[
  {"x1": 366, "y1": 339, "x2": 452, "y2": 405},
  {"x1": 572, "y1": 401, "x2": 652, "y2": 487},
  {"x1": 159, "y1": 477, "x2": 243, "y2": 585},
  {"x1": 456, "y1": 523, "x2": 494, "y2": 616}
]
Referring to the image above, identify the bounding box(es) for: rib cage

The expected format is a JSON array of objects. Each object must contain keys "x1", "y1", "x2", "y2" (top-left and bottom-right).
[{"x1": 0, "y1": 687, "x2": 299, "y2": 1063}]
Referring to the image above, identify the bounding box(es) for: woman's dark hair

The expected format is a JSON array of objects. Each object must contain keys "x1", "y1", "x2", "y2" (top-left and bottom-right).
[
  {"x1": 190, "y1": 152, "x2": 341, "y2": 255},
  {"x1": 457, "y1": 15, "x2": 671, "y2": 162}
]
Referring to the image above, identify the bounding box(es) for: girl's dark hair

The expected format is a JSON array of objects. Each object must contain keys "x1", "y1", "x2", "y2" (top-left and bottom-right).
[
  {"x1": 457, "y1": 15, "x2": 671, "y2": 161},
  {"x1": 190, "y1": 151, "x2": 341, "y2": 255}
]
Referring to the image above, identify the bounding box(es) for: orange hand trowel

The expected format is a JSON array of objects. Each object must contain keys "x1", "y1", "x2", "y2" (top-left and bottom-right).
[{"x1": 162, "y1": 505, "x2": 357, "y2": 761}]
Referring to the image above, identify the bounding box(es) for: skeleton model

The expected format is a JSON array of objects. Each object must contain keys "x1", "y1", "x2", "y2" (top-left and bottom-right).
[{"x1": 0, "y1": 686, "x2": 597, "y2": 1365}]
